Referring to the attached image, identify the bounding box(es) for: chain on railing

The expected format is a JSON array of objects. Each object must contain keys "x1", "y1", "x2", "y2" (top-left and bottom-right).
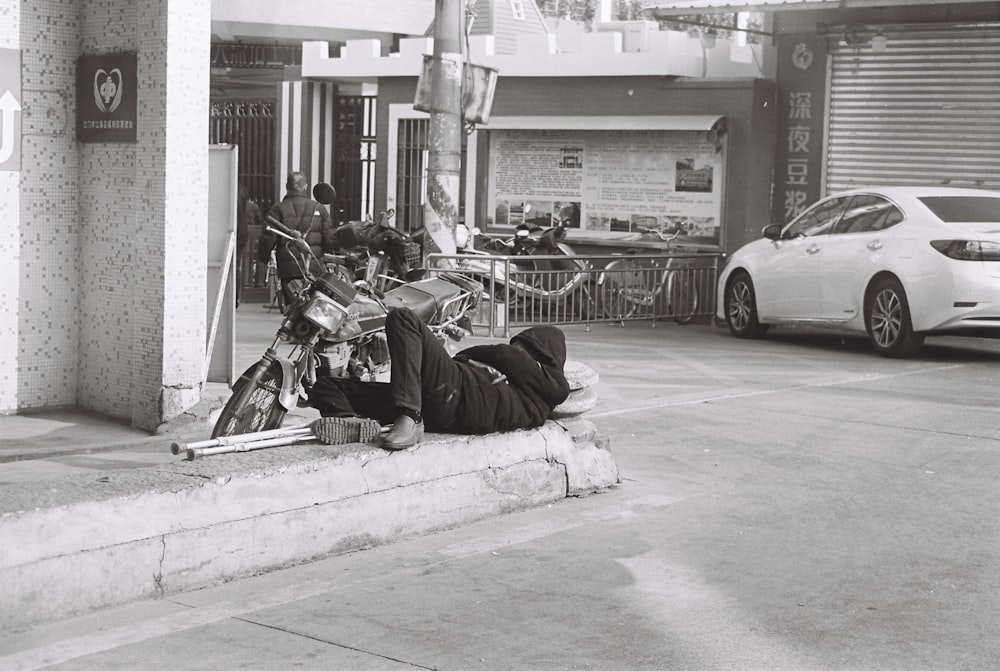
[{"x1": 426, "y1": 252, "x2": 721, "y2": 338}]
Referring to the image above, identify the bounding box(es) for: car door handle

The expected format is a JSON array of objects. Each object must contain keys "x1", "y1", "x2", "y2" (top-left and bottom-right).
[
  {"x1": 867, "y1": 241, "x2": 882, "y2": 251},
  {"x1": 806, "y1": 246, "x2": 821, "y2": 254}
]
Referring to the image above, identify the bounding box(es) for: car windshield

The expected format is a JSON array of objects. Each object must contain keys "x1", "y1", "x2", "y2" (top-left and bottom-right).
[{"x1": 918, "y1": 196, "x2": 1000, "y2": 223}]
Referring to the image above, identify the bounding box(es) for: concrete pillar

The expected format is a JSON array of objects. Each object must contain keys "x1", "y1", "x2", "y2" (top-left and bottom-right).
[
  {"x1": 76, "y1": 0, "x2": 210, "y2": 429},
  {"x1": 134, "y1": 0, "x2": 210, "y2": 429},
  {"x1": 0, "y1": 0, "x2": 21, "y2": 413}
]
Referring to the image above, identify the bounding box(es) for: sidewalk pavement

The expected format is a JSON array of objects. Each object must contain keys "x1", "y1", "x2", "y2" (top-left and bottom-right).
[
  {"x1": 0, "y1": 383, "x2": 319, "y2": 486},
  {"x1": 0, "y1": 304, "x2": 619, "y2": 631},
  {"x1": 7, "y1": 322, "x2": 1000, "y2": 669}
]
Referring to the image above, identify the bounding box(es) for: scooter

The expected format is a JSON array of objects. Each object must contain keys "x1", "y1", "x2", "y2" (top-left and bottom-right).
[{"x1": 212, "y1": 213, "x2": 482, "y2": 438}]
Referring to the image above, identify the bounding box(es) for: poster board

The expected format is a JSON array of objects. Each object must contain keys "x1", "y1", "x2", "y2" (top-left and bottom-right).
[
  {"x1": 486, "y1": 126, "x2": 727, "y2": 247},
  {"x1": 206, "y1": 145, "x2": 237, "y2": 385}
]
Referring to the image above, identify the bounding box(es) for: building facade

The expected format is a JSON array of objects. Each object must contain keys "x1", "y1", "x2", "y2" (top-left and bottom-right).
[{"x1": 2, "y1": 0, "x2": 210, "y2": 427}]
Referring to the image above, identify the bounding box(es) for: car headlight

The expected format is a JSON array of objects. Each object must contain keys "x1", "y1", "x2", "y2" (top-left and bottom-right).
[
  {"x1": 930, "y1": 240, "x2": 1000, "y2": 261},
  {"x1": 301, "y1": 293, "x2": 348, "y2": 332}
]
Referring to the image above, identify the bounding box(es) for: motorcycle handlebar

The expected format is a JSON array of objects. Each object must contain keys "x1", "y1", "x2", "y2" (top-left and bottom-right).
[
  {"x1": 265, "y1": 215, "x2": 313, "y2": 259},
  {"x1": 266, "y1": 214, "x2": 298, "y2": 239}
]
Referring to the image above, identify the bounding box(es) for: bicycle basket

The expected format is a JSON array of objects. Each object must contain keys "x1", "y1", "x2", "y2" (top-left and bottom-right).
[{"x1": 401, "y1": 241, "x2": 423, "y2": 268}]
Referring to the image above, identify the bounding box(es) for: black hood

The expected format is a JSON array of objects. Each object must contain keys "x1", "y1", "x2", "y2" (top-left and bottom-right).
[{"x1": 510, "y1": 325, "x2": 567, "y2": 370}]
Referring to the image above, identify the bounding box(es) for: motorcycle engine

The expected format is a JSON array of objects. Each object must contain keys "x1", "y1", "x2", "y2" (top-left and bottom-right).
[
  {"x1": 369, "y1": 331, "x2": 389, "y2": 366},
  {"x1": 316, "y1": 331, "x2": 390, "y2": 381},
  {"x1": 316, "y1": 341, "x2": 351, "y2": 377}
]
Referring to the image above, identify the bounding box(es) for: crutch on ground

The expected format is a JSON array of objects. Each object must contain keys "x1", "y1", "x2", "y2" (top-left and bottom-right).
[{"x1": 173, "y1": 417, "x2": 384, "y2": 461}]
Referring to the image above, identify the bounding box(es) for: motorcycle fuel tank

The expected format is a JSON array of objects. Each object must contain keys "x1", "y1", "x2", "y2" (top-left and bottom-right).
[{"x1": 328, "y1": 294, "x2": 387, "y2": 342}]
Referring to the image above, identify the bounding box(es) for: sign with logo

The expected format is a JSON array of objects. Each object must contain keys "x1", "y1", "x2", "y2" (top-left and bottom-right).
[
  {"x1": 0, "y1": 48, "x2": 22, "y2": 171},
  {"x1": 772, "y1": 34, "x2": 827, "y2": 224},
  {"x1": 77, "y1": 52, "x2": 137, "y2": 143}
]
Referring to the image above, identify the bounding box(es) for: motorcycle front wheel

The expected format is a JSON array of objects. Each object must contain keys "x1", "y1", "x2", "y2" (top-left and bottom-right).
[{"x1": 211, "y1": 360, "x2": 287, "y2": 438}]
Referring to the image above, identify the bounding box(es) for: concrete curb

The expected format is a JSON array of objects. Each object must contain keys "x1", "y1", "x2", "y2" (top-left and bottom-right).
[{"x1": 0, "y1": 421, "x2": 618, "y2": 630}]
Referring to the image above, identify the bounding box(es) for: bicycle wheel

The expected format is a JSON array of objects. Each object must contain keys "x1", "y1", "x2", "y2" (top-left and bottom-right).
[
  {"x1": 667, "y1": 270, "x2": 699, "y2": 325},
  {"x1": 212, "y1": 360, "x2": 287, "y2": 438},
  {"x1": 598, "y1": 258, "x2": 644, "y2": 320}
]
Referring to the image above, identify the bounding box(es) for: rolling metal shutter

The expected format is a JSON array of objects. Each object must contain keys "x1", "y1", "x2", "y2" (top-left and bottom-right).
[{"x1": 826, "y1": 25, "x2": 1000, "y2": 193}]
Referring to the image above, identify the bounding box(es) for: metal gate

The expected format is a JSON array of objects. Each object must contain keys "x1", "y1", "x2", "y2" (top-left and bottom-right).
[
  {"x1": 395, "y1": 118, "x2": 467, "y2": 233},
  {"x1": 396, "y1": 118, "x2": 429, "y2": 233},
  {"x1": 209, "y1": 99, "x2": 276, "y2": 211},
  {"x1": 827, "y1": 24, "x2": 1000, "y2": 192},
  {"x1": 331, "y1": 95, "x2": 377, "y2": 225}
]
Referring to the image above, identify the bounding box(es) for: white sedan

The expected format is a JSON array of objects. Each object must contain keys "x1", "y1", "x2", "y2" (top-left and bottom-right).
[{"x1": 716, "y1": 186, "x2": 1000, "y2": 357}]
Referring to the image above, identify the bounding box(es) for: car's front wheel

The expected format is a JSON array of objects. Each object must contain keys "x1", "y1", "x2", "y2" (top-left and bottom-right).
[
  {"x1": 725, "y1": 271, "x2": 769, "y2": 338},
  {"x1": 865, "y1": 277, "x2": 924, "y2": 358}
]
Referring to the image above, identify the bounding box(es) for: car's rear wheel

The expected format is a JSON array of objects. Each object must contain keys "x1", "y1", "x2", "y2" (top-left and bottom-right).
[
  {"x1": 865, "y1": 277, "x2": 924, "y2": 358},
  {"x1": 725, "y1": 271, "x2": 768, "y2": 338}
]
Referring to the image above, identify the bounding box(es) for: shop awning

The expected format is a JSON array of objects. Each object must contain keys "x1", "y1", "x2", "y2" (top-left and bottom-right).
[{"x1": 485, "y1": 115, "x2": 726, "y2": 131}]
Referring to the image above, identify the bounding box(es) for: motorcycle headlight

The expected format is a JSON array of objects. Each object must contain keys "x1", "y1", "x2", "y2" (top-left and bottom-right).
[{"x1": 302, "y1": 293, "x2": 348, "y2": 332}]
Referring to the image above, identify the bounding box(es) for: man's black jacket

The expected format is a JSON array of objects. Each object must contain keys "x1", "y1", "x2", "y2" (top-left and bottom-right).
[
  {"x1": 447, "y1": 325, "x2": 570, "y2": 434},
  {"x1": 258, "y1": 194, "x2": 334, "y2": 280}
]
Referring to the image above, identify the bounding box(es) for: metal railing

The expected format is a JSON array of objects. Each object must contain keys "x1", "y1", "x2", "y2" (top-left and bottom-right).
[{"x1": 426, "y1": 252, "x2": 721, "y2": 338}]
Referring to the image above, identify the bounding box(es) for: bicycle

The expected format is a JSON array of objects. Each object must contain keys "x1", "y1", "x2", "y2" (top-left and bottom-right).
[{"x1": 597, "y1": 227, "x2": 700, "y2": 325}]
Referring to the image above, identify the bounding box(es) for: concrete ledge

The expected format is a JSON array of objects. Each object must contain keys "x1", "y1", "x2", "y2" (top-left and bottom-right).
[{"x1": 0, "y1": 421, "x2": 618, "y2": 630}]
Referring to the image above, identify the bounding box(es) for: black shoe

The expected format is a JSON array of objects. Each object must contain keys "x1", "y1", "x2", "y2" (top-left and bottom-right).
[
  {"x1": 381, "y1": 416, "x2": 424, "y2": 450},
  {"x1": 311, "y1": 417, "x2": 382, "y2": 445}
]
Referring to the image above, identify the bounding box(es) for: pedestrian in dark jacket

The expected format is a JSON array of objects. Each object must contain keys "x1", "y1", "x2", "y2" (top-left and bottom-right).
[
  {"x1": 309, "y1": 308, "x2": 571, "y2": 450},
  {"x1": 257, "y1": 172, "x2": 334, "y2": 305}
]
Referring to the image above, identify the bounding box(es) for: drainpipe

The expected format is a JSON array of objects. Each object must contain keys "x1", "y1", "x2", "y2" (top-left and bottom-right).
[{"x1": 422, "y1": 0, "x2": 462, "y2": 257}]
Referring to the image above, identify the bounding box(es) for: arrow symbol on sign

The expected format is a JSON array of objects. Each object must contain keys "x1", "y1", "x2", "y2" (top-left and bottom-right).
[{"x1": 0, "y1": 90, "x2": 22, "y2": 165}]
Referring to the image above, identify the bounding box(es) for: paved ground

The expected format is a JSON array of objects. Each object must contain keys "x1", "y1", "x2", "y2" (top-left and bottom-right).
[{"x1": 3, "y1": 308, "x2": 1000, "y2": 670}]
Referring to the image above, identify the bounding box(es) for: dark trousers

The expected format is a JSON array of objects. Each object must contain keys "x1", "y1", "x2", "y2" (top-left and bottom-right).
[{"x1": 309, "y1": 308, "x2": 463, "y2": 431}]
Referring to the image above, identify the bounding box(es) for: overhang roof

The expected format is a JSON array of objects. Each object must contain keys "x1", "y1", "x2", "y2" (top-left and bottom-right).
[
  {"x1": 643, "y1": 0, "x2": 1000, "y2": 14},
  {"x1": 212, "y1": 0, "x2": 433, "y2": 45}
]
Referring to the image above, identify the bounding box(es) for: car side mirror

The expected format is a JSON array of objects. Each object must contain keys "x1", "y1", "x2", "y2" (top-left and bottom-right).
[{"x1": 762, "y1": 224, "x2": 783, "y2": 240}]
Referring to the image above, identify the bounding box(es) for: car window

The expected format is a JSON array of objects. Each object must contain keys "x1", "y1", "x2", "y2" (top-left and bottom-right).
[
  {"x1": 918, "y1": 196, "x2": 1000, "y2": 222},
  {"x1": 784, "y1": 196, "x2": 849, "y2": 238},
  {"x1": 833, "y1": 195, "x2": 905, "y2": 234}
]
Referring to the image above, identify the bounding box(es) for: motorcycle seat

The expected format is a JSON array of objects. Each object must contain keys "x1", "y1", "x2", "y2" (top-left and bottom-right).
[{"x1": 382, "y1": 279, "x2": 462, "y2": 323}]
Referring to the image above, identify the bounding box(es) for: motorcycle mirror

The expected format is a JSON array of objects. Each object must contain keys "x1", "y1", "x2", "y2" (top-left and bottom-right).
[{"x1": 312, "y1": 182, "x2": 337, "y2": 205}]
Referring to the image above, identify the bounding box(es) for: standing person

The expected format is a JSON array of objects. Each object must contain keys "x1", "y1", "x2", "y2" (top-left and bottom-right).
[
  {"x1": 257, "y1": 172, "x2": 334, "y2": 306},
  {"x1": 309, "y1": 308, "x2": 571, "y2": 450}
]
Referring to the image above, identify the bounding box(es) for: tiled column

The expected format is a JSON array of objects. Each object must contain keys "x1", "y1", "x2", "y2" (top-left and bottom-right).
[
  {"x1": 78, "y1": 0, "x2": 209, "y2": 429},
  {"x1": 0, "y1": 0, "x2": 19, "y2": 413},
  {"x1": 134, "y1": 0, "x2": 210, "y2": 429},
  {"x1": 6, "y1": 1, "x2": 79, "y2": 413}
]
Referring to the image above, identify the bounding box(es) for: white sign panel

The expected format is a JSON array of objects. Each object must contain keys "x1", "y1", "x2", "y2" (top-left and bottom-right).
[{"x1": 487, "y1": 129, "x2": 725, "y2": 246}]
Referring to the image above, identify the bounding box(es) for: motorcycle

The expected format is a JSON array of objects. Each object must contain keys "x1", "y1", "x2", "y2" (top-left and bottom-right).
[
  {"x1": 315, "y1": 184, "x2": 423, "y2": 295},
  {"x1": 453, "y1": 219, "x2": 592, "y2": 316},
  {"x1": 212, "y1": 212, "x2": 482, "y2": 438}
]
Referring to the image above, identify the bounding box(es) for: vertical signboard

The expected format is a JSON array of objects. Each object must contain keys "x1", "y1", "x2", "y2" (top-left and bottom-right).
[
  {"x1": 77, "y1": 52, "x2": 138, "y2": 143},
  {"x1": 772, "y1": 34, "x2": 827, "y2": 224},
  {"x1": 0, "y1": 48, "x2": 21, "y2": 171}
]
